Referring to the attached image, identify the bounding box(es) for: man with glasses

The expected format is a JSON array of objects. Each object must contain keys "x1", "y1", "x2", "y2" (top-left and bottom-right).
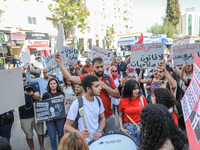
[
  {"x1": 19, "y1": 73, "x2": 44, "y2": 150},
  {"x1": 116, "y1": 56, "x2": 127, "y2": 77}
]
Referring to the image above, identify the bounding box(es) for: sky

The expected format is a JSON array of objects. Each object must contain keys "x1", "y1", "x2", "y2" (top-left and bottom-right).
[{"x1": 132, "y1": 0, "x2": 200, "y2": 32}]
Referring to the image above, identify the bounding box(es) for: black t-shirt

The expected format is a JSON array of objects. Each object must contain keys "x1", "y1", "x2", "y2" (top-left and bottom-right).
[
  {"x1": 19, "y1": 84, "x2": 39, "y2": 119},
  {"x1": 42, "y1": 91, "x2": 65, "y2": 100}
]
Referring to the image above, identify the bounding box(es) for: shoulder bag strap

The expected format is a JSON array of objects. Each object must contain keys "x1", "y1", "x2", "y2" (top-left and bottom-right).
[{"x1": 140, "y1": 96, "x2": 144, "y2": 108}]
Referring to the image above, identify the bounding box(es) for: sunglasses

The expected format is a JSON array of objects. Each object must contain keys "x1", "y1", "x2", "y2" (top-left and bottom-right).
[
  {"x1": 23, "y1": 79, "x2": 27, "y2": 82},
  {"x1": 112, "y1": 70, "x2": 117, "y2": 73},
  {"x1": 187, "y1": 65, "x2": 191, "y2": 67},
  {"x1": 128, "y1": 76, "x2": 135, "y2": 79}
]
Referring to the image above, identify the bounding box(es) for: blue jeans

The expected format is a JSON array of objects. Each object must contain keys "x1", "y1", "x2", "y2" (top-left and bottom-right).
[
  {"x1": 112, "y1": 104, "x2": 119, "y2": 115},
  {"x1": 124, "y1": 122, "x2": 141, "y2": 147},
  {"x1": 46, "y1": 118, "x2": 65, "y2": 150},
  {"x1": 0, "y1": 123, "x2": 13, "y2": 142}
]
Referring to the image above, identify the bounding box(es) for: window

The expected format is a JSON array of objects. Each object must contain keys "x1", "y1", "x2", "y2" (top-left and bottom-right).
[
  {"x1": 181, "y1": 18, "x2": 182, "y2": 33},
  {"x1": 188, "y1": 14, "x2": 192, "y2": 35},
  {"x1": 28, "y1": 17, "x2": 37, "y2": 25}
]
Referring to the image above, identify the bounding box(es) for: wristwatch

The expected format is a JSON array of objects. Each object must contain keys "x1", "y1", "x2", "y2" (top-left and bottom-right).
[{"x1": 97, "y1": 129, "x2": 103, "y2": 133}]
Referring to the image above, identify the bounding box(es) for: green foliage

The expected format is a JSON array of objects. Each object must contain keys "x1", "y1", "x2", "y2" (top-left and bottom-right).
[
  {"x1": 49, "y1": 0, "x2": 90, "y2": 34},
  {"x1": 104, "y1": 27, "x2": 116, "y2": 49},
  {"x1": 164, "y1": 0, "x2": 181, "y2": 26},
  {"x1": 147, "y1": 23, "x2": 178, "y2": 39}
]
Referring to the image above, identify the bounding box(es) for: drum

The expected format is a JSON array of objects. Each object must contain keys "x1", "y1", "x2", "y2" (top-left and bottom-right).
[{"x1": 88, "y1": 131, "x2": 137, "y2": 150}]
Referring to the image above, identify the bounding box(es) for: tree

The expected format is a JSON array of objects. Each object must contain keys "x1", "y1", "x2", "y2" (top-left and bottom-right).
[
  {"x1": 48, "y1": 0, "x2": 90, "y2": 38},
  {"x1": 164, "y1": 0, "x2": 181, "y2": 26},
  {"x1": 104, "y1": 27, "x2": 116, "y2": 49},
  {"x1": 147, "y1": 23, "x2": 178, "y2": 39}
]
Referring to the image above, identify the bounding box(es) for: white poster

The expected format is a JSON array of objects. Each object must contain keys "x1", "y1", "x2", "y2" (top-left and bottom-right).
[
  {"x1": 21, "y1": 51, "x2": 30, "y2": 67},
  {"x1": 86, "y1": 45, "x2": 113, "y2": 64},
  {"x1": 130, "y1": 43, "x2": 164, "y2": 69},
  {"x1": 0, "y1": 68, "x2": 25, "y2": 114},
  {"x1": 56, "y1": 21, "x2": 64, "y2": 52},
  {"x1": 173, "y1": 35, "x2": 191, "y2": 46},
  {"x1": 61, "y1": 46, "x2": 79, "y2": 65}
]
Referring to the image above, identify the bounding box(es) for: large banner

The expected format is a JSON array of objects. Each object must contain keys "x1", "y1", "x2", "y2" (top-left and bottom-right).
[
  {"x1": 172, "y1": 43, "x2": 200, "y2": 65},
  {"x1": 173, "y1": 35, "x2": 191, "y2": 46},
  {"x1": 64, "y1": 95, "x2": 77, "y2": 115},
  {"x1": 181, "y1": 52, "x2": 200, "y2": 150},
  {"x1": 34, "y1": 97, "x2": 66, "y2": 123},
  {"x1": 45, "y1": 46, "x2": 79, "y2": 74},
  {"x1": 130, "y1": 43, "x2": 164, "y2": 69},
  {"x1": 0, "y1": 68, "x2": 25, "y2": 114},
  {"x1": 86, "y1": 45, "x2": 113, "y2": 64}
]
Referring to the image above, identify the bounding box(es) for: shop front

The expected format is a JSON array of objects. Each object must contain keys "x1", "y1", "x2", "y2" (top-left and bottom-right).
[{"x1": 26, "y1": 32, "x2": 51, "y2": 61}]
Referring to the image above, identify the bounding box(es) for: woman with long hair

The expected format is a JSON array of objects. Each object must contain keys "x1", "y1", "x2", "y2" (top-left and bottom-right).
[
  {"x1": 58, "y1": 132, "x2": 89, "y2": 150},
  {"x1": 61, "y1": 76, "x2": 75, "y2": 96},
  {"x1": 118, "y1": 80, "x2": 148, "y2": 146},
  {"x1": 151, "y1": 88, "x2": 178, "y2": 125},
  {"x1": 74, "y1": 84, "x2": 84, "y2": 97},
  {"x1": 42, "y1": 78, "x2": 65, "y2": 150},
  {"x1": 140, "y1": 104, "x2": 187, "y2": 150}
]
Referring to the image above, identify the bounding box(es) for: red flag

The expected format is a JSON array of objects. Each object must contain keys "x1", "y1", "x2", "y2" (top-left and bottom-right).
[{"x1": 135, "y1": 33, "x2": 143, "y2": 44}]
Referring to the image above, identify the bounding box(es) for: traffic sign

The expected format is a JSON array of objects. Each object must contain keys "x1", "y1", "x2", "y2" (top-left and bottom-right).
[{"x1": 106, "y1": 36, "x2": 111, "y2": 41}]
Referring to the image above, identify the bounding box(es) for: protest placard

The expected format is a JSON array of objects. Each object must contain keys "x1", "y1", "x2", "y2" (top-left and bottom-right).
[
  {"x1": 21, "y1": 51, "x2": 30, "y2": 67},
  {"x1": 130, "y1": 43, "x2": 164, "y2": 69},
  {"x1": 34, "y1": 96, "x2": 66, "y2": 123},
  {"x1": 172, "y1": 43, "x2": 200, "y2": 66},
  {"x1": 64, "y1": 95, "x2": 77, "y2": 115},
  {"x1": 56, "y1": 21, "x2": 63, "y2": 52},
  {"x1": 61, "y1": 46, "x2": 79, "y2": 65},
  {"x1": 173, "y1": 35, "x2": 190, "y2": 46},
  {"x1": 181, "y1": 52, "x2": 200, "y2": 150},
  {"x1": 86, "y1": 45, "x2": 113, "y2": 64},
  {"x1": 0, "y1": 68, "x2": 25, "y2": 114}
]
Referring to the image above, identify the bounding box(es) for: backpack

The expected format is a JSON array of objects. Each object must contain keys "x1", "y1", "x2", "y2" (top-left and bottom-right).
[
  {"x1": 72, "y1": 96, "x2": 101, "y2": 129},
  {"x1": 166, "y1": 82, "x2": 185, "y2": 130}
]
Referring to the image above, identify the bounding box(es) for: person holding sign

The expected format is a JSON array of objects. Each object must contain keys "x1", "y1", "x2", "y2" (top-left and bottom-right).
[
  {"x1": 64, "y1": 75, "x2": 106, "y2": 143},
  {"x1": 54, "y1": 52, "x2": 120, "y2": 133},
  {"x1": 118, "y1": 80, "x2": 148, "y2": 146},
  {"x1": 42, "y1": 78, "x2": 65, "y2": 150}
]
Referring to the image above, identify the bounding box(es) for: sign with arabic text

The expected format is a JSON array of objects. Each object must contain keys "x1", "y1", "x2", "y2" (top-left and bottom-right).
[
  {"x1": 86, "y1": 45, "x2": 113, "y2": 64},
  {"x1": 61, "y1": 46, "x2": 79, "y2": 66},
  {"x1": 172, "y1": 43, "x2": 200, "y2": 65},
  {"x1": 173, "y1": 35, "x2": 191, "y2": 46},
  {"x1": 130, "y1": 43, "x2": 164, "y2": 69}
]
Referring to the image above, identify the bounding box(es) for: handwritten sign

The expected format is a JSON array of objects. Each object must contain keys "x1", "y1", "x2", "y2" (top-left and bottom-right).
[
  {"x1": 173, "y1": 43, "x2": 200, "y2": 65},
  {"x1": 86, "y1": 45, "x2": 113, "y2": 64},
  {"x1": 34, "y1": 97, "x2": 66, "y2": 123},
  {"x1": 130, "y1": 43, "x2": 164, "y2": 69},
  {"x1": 61, "y1": 46, "x2": 79, "y2": 65},
  {"x1": 64, "y1": 95, "x2": 77, "y2": 115},
  {"x1": 56, "y1": 21, "x2": 63, "y2": 52},
  {"x1": 21, "y1": 51, "x2": 30, "y2": 67},
  {"x1": 173, "y1": 35, "x2": 190, "y2": 46},
  {"x1": 181, "y1": 52, "x2": 200, "y2": 150}
]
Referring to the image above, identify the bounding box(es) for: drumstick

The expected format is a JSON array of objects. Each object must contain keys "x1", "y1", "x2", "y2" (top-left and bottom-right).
[
  {"x1": 125, "y1": 114, "x2": 140, "y2": 129},
  {"x1": 79, "y1": 107, "x2": 87, "y2": 128}
]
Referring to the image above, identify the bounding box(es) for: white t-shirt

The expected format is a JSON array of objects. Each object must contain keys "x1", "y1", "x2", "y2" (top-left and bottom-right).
[
  {"x1": 67, "y1": 95, "x2": 105, "y2": 143},
  {"x1": 111, "y1": 78, "x2": 120, "y2": 105},
  {"x1": 61, "y1": 84, "x2": 75, "y2": 96}
]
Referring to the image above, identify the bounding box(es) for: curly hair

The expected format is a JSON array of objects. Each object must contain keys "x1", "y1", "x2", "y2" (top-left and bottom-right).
[
  {"x1": 139, "y1": 104, "x2": 187, "y2": 150},
  {"x1": 152, "y1": 88, "x2": 175, "y2": 109},
  {"x1": 122, "y1": 80, "x2": 141, "y2": 102}
]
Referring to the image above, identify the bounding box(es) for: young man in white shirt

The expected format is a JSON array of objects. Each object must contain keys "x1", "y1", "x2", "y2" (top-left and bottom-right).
[{"x1": 64, "y1": 75, "x2": 106, "y2": 143}]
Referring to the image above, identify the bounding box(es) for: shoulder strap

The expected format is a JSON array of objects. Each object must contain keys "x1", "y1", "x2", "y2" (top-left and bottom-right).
[
  {"x1": 166, "y1": 82, "x2": 170, "y2": 91},
  {"x1": 95, "y1": 96, "x2": 101, "y2": 107},
  {"x1": 47, "y1": 92, "x2": 52, "y2": 98},
  {"x1": 104, "y1": 74, "x2": 111, "y2": 86},
  {"x1": 140, "y1": 96, "x2": 144, "y2": 108},
  {"x1": 75, "y1": 96, "x2": 83, "y2": 122}
]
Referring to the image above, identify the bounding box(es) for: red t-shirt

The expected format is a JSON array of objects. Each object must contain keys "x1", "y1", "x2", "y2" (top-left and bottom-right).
[
  {"x1": 172, "y1": 112, "x2": 178, "y2": 126},
  {"x1": 79, "y1": 73, "x2": 117, "y2": 118},
  {"x1": 119, "y1": 96, "x2": 148, "y2": 123}
]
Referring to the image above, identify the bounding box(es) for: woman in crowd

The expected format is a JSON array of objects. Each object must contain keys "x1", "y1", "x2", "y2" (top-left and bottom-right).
[
  {"x1": 180, "y1": 63, "x2": 192, "y2": 88},
  {"x1": 173, "y1": 64, "x2": 193, "y2": 91},
  {"x1": 110, "y1": 66, "x2": 121, "y2": 115},
  {"x1": 126, "y1": 64, "x2": 138, "y2": 79},
  {"x1": 140, "y1": 104, "x2": 187, "y2": 150},
  {"x1": 118, "y1": 80, "x2": 148, "y2": 146},
  {"x1": 151, "y1": 88, "x2": 178, "y2": 125},
  {"x1": 61, "y1": 76, "x2": 75, "y2": 96},
  {"x1": 58, "y1": 132, "x2": 89, "y2": 150},
  {"x1": 42, "y1": 78, "x2": 65, "y2": 150},
  {"x1": 74, "y1": 84, "x2": 85, "y2": 97}
]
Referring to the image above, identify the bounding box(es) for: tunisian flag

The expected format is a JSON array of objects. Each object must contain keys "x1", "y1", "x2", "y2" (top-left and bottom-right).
[{"x1": 135, "y1": 33, "x2": 143, "y2": 44}]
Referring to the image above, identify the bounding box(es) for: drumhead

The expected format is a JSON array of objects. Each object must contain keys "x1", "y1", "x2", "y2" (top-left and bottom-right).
[{"x1": 88, "y1": 131, "x2": 137, "y2": 150}]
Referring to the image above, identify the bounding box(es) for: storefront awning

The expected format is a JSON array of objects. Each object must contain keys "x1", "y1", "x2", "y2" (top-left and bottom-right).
[
  {"x1": 117, "y1": 37, "x2": 136, "y2": 46},
  {"x1": 149, "y1": 38, "x2": 173, "y2": 45}
]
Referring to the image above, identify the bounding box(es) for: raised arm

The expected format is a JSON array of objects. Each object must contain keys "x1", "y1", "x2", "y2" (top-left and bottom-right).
[
  {"x1": 54, "y1": 52, "x2": 81, "y2": 85},
  {"x1": 180, "y1": 63, "x2": 188, "y2": 84},
  {"x1": 138, "y1": 68, "x2": 152, "y2": 84},
  {"x1": 172, "y1": 66, "x2": 181, "y2": 76},
  {"x1": 125, "y1": 55, "x2": 130, "y2": 65},
  {"x1": 26, "y1": 65, "x2": 39, "y2": 84}
]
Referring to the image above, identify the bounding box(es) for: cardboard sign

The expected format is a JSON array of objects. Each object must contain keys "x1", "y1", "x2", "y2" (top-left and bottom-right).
[
  {"x1": 21, "y1": 51, "x2": 30, "y2": 67},
  {"x1": 173, "y1": 35, "x2": 191, "y2": 46},
  {"x1": 130, "y1": 43, "x2": 164, "y2": 69},
  {"x1": 61, "y1": 46, "x2": 79, "y2": 65},
  {"x1": 64, "y1": 95, "x2": 77, "y2": 115},
  {"x1": 56, "y1": 21, "x2": 63, "y2": 52},
  {"x1": 86, "y1": 45, "x2": 113, "y2": 64},
  {"x1": 172, "y1": 43, "x2": 200, "y2": 65},
  {"x1": 0, "y1": 68, "x2": 25, "y2": 114},
  {"x1": 34, "y1": 97, "x2": 66, "y2": 123},
  {"x1": 181, "y1": 52, "x2": 200, "y2": 150}
]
